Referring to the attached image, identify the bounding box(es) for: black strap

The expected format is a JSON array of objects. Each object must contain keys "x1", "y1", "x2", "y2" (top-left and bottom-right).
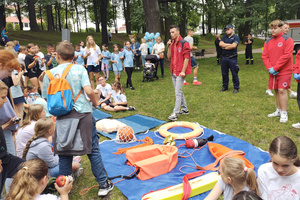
[{"x1": 108, "y1": 169, "x2": 140, "y2": 180}]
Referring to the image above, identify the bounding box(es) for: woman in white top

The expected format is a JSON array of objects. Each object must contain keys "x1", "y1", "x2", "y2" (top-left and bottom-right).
[
  {"x1": 151, "y1": 36, "x2": 165, "y2": 77},
  {"x1": 83, "y1": 35, "x2": 102, "y2": 89},
  {"x1": 103, "y1": 81, "x2": 135, "y2": 112},
  {"x1": 139, "y1": 38, "x2": 148, "y2": 67},
  {"x1": 257, "y1": 136, "x2": 300, "y2": 200}
]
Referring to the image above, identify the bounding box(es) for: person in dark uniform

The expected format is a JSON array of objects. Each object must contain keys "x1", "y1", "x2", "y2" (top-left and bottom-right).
[
  {"x1": 215, "y1": 35, "x2": 222, "y2": 65},
  {"x1": 245, "y1": 34, "x2": 253, "y2": 65},
  {"x1": 219, "y1": 25, "x2": 240, "y2": 94}
]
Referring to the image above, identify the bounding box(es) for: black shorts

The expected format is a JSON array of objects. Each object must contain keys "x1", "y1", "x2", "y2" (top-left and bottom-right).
[
  {"x1": 100, "y1": 99, "x2": 111, "y2": 107},
  {"x1": 109, "y1": 104, "x2": 127, "y2": 108},
  {"x1": 28, "y1": 70, "x2": 42, "y2": 79}
]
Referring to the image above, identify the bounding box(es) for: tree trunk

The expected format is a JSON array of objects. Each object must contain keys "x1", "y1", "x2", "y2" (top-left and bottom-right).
[
  {"x1": 57, "y1": 2, "x2": 62, "y2": 31},
  {"x1": 27, "y1": 0, "x2": 40, "y2": 31},
  {"x1": 39, "y1": 4, "x2": 43, "y2": 30},
  {"x1": 244, "y1": 0, "x2": 251, "y2": 37},
  {"x1": 179, "y1": 1, "x2": 187, "y2": 35},
  {"x1": 74, "y1": 0, "x2": 80, "y2": 32},
  {"x1": 297, "y1": 4, "x2": 300, "y2": 19},
  {"x1": 101, "y1": 0, "x2": 109, "y2": 44},
  {"x1": 162, "y1": 1, "x2": 171, "y2": 43},
  {"x1": 65, "y1": 0, "x2": 68, "y2": 29},
  {"x1": 0, "y1": 4, "x2": 5, "y2": 31},
  {"x1": 93, "y1": 0, "x2": 100, "y2": 32},
  {"x1": 124, "y1": 0, "x2": 131, "y2": 35},
  {"x1": 46, "y1": 5, "x2": 54, "y2": 31},
  {"x1": 15, "y1": 3, "x2": 23, "y2": 30},
  {"x1": 142, "y1": 0, "x2": 161, "y2": 33}
]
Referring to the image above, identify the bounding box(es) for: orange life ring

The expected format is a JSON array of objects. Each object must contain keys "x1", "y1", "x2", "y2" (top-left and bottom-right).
[{"x1": 158, "y1": 121, "x2": 203, "y2": 140}]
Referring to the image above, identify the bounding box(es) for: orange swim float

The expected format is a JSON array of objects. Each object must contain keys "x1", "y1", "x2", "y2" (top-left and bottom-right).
[
  {"x1": 208, "y1": 142, "x2": 254, "y2": 169},
  {"x1": 158, "y1": 121, "x2": 203, "y2": 140}
]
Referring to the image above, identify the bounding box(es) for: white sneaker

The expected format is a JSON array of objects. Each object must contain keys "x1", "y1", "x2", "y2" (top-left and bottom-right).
[
  {"x1": 292, "y1": 122, "x2": 300, "y2": 128},
  {"x1": 268, "y1": 110, "x2": 281, "y2": 117},
  {"x1": 289, "y1": 91, "x2": 297, "y2": 99},
  {"x1": 279, "y1": 112, "x2": 288, "y2": 123},
  {"x1": 266, "y1": 89, "x2": 274, "y2": 96},
  {"x1": 168, "y1": 113, "x2": 177, "y2": 121}
]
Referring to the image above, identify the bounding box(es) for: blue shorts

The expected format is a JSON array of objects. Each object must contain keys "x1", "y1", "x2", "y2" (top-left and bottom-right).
[
  {"x1": 87, "y1": 65, "x2": 100, "y2": 73},
  {"x1": 191, "y1": 56, "x2": 198, "y2": 67}
]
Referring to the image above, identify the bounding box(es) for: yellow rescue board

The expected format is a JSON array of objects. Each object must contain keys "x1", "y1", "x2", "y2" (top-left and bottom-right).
[{"x1": 141, "y1": 172, "x2": 220, "y2": 200}]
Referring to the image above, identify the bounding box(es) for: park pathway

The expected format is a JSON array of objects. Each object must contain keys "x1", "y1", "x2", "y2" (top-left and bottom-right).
[{"x1": 199, "y1": 48, "x2": 263, "y2": 59}]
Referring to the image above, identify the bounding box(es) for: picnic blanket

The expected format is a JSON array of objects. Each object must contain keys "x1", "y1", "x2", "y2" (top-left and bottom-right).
[
  {"x1": 96, "y1": 114, "x2": 166, "y2": 139},
  {"x1": 92, "y1": 109, "x2": 112, "y2": 121},
  {"x1": 99, "y1": 124, "x2": 271, "y2": 200}
]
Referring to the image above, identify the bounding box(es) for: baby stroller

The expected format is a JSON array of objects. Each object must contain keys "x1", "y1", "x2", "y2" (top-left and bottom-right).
[{"x1": 142, "y1": 55, "x2": 159, "y2": 82}]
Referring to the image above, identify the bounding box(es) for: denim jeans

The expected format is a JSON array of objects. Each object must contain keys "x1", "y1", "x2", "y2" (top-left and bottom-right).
[
  {"x1": 172, "y1": 74, "x2": 188, "y2": 114},
  {"x1": 157, "y1": 58, "x2": 164, "y2": 76},
  {"x1": 141, "y1": 55, "x2": 146, "y2": 67},
  {"x1": 59, "y1": 117, "x2": 107, "y2": 185}
]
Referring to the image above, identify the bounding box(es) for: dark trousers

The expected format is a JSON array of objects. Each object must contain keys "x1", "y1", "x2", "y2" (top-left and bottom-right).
[
  {"x1": 125, "y1": 67, "x2": 133, "y2": 87},
  {"x1": 134, "y1": 55, "x2": 140, "y2": 68},
  {"x1": 0, "y1": 155, "x2": 24, "y2": 194},
  {"x1": 297, "y1": 83, "x2": 300, "y2": 111},
  {"x1": 156, "y1": 58, "x2": 164, "y2": 76},
  {"x1": 245, "y1": 47, "x2": 253, "y2": 59},
  {"x1": 221, "y1": 56, "x2": 240, "y2": 89}
]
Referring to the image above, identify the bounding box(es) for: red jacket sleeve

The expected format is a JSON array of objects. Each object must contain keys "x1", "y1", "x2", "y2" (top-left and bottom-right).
[
  {"x1": 182, "y1": 42, "x2": 191, "y2": 59},
  {"x1": 262, "y1": 42, "x2": 271, "y2": 70},
  {"x1": 273, "y1": 38, "x2": 294, "y2": 72},
  {"x1": 293, "y1": 50, "x2": 300, "y2": 74}
]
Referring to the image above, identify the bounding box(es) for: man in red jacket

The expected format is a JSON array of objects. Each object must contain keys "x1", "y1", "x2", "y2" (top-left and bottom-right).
[
  {"x1": 262, "y1": 20, "x2": 294, "y2": 123},
  {"x1": 292, "y1": 50, "x2": 300, "y2": 128},
  {"x1": 167, "y1": 25, "x2": 192, "y2": 121}
]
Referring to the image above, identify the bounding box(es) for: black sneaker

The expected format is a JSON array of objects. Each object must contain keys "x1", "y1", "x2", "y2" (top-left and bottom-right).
[
  {"x1": 128, "y1": 106, "x2": 135, "y2": 111},
  {"x1": 219, "y1": 88, "x2": 228, "y2": 92},
  {"x1": 130, "y1": 87, "x2": 135, "y2": 90},
  {"x1": 98, "y1": 180, "x2": 114, "y2": 196},
  {"x1": 233, "y1": 89, "x2": 239, "y2": 94}
]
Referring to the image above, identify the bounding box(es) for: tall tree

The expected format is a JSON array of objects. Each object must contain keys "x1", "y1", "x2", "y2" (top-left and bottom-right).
[
  {"x1": 27, "y1": 0, "x2": 40, "y2": 31},
  {"x1": 142, "y1": 0, "x2": 161, "y2": 33},
  {"x1": 0, "y1": 3, "x2": 5, "y2": 31},
  {"x1": 101, "y1": 0, "x2": 108, "y2": 44},
  {"x1": 123, "y1": 0, "x2": 131, "y2": 34},
  {"x1": 161, "y1": 0, "x2": 172, "y2": 42},
  {"x1": 46, "y1": 4, "x2": 54, "y2": 31},
  {"x1": 93, "y1": 0, "x2": 100, "y2": 32}
]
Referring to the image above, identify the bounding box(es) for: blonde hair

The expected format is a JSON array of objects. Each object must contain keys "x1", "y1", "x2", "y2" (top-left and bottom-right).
[
  {"x1": 220, "y1": 157, "x2": 259, "y2": 196},
  {"x1": 0, "y1": 50, "x2": 20, "y2": 70},
  {"x1": 21, "y1": 104, "x2": 44, "y2": 129},
  {"x1": 112, "y1": 81, "x2": 125, "y2": 95},
  {"x1": 86, "y1": 35, "x2": 96, "y2": 50},
  {"x1": 269, "y1": 20, "x2": 283, "y2": 28},
  {"x1": 141, "y1": 38, "x2": 146, "y2": 43},
  {"x1": 5, "y1": 159, "x2": 48, "y2": 200},
  {"x1": 22, "y1": 118, "x2": 54, "y2": 159}
]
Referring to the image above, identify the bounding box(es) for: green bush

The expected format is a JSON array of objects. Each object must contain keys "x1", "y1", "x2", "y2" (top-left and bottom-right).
[
  {"x1": 203, "y1": 33, "x2": 215, "y2": 41},
  {"x1": 193, "y1": 35, "x2": 201, "y2": 46},
  {"x1": 87, "y1": 27, "x2": 95, "y2": 32},
  {"x1": 6, "y1": 22, "x2": 14, "y2": 31},
  {"x1": 38, "y1": 23, "x2": 47, "y2": 31},
  {"x1": 14, "y1": 24, "x2": 20, "y2": 31}
]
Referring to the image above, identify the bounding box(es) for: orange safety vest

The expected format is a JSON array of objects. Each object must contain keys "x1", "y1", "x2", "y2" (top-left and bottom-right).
[{"x1": 126, "y1": 144, "x2": 178, "y2": 180}]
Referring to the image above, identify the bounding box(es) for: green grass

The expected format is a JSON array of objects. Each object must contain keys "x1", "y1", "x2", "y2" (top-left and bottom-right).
[{"x1": 5, "y1": 31, "x2": 300, "y2": 199}]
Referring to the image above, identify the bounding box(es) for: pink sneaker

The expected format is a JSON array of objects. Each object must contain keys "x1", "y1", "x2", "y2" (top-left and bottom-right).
[
  {"x1": 73, "y1": 156, "x2": 81, "y2": 163},
  {"x1": 183, "y1": 82, "x2": 190, "y2": 85},
  {"x1": 193, "y1": 81, "x2": 203, "y2": 85}
]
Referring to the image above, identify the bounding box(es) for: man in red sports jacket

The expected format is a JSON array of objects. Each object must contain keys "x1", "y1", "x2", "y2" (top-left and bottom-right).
[
  {"x1": 262, "y1": 20, "x2": 294, "y2": 123},
  {"x1": 167, "y1": 25, "x2": 192, "y2": 121}
]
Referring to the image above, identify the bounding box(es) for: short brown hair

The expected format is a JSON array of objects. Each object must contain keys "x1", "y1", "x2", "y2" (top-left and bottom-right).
[
  {"x1": 269, "y1": 20, "x2": 283, "y2": 28},
  {"x1": 187, "y1": 29, "x2": 194, "y2": 33},
  {"x1": 170, "y1": 25, "x2": 180, "y2": 31},
  {"x1": 56, "y1": 41, "x2": 74, "y2": 61}
]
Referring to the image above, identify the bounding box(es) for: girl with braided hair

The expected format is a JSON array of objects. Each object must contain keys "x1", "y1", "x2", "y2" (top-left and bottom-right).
[
  {"x1": 22, "y1": 118, "x2": 81, "y2": 178},
  {"x1": 5, "y1": 158, "x2": 72, "y2": 200}
]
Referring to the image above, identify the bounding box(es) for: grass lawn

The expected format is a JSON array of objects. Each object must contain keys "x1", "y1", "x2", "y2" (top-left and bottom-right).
[{"x1": 4, "y1": 31, "x2": 300, "y2": 199}]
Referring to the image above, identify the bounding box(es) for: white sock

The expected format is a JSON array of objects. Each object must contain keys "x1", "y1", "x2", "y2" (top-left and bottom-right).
[
  {"x1": 276, "y1": 108, "x2": 281, "y2": 113},
  {"x1": 281, "y1": 111, "x2": 287, "y2": 115},
  {"x1": 193, "y1": 77, "x2": 197, "y2": 82},
  {"x1": 183, "y1": 80, "x2": 186, "y2": 83}
]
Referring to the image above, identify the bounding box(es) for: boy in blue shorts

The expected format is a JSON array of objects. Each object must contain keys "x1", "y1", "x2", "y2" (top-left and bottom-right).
[{"x1": 42, "y1": 41, "x2": 113, "y2": 196}]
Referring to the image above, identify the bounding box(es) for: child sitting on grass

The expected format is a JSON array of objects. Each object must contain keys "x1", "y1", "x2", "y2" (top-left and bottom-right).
[
  {"x1": 5, "y1": 158, "x2": 73, "y2": 200},
  {"x1": 103, "y1": 81, "x2": 135, "y2": 112}
]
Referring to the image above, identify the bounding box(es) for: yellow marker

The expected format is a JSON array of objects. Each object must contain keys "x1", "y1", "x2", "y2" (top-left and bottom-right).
[{"x1": 141, "y1": 172, "x2": 220, "y2": 200}]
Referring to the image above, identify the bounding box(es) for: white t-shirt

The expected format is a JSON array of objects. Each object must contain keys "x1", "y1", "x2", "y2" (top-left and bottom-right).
[
  {"x1": 84, "y1": 45, "x2": 101, "y2": 66},
  {"x1": 217, "y1": 178, "x2": 250, "y2": 200},
  {"x1": 258, "y1": 162, "x2": 300, "y2": 200},
  {"x1": 15, "y1": 121, "x2": 37, "y2": 158},
  {"x1": 35, "y1": 194, "x2": 60, "y2": 200},
  {"x1": 153, "y1": 42, "x2": 165, "y2": 55},
  {"x1": 139, "y1": 43, "x2": 148, "y2": 55},
  {"x1": 37, "y1": 51, "x2": 46, "y2": 71},
  {"x1": 96, "y1": 83, "x2": 112, "y2": 99},
  {"x1": 184, "y1": 35, "x2": 194, "y2": 57},
  {"x1": 111, "y1": 90, "x2": 127, "y2": 103},
  {"x1": 17, "y1": 53, "x2": 26, "y2": 66}
]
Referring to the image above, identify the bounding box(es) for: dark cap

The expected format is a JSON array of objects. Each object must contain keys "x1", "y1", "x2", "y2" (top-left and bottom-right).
[{"x1": 225, "y1": 25, "x2": 233, "y2": 29}]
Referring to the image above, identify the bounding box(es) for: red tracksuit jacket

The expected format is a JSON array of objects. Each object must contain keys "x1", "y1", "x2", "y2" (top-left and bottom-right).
[
  {"x1": 262, "y1": 32, "x2": 294, "y2": 76},
  {"x1": 170, "y1": 35, "x2": 192, "y2": 76},
  {"x1": 293, "y1": 50, "x2": 300, "y2": 83}
]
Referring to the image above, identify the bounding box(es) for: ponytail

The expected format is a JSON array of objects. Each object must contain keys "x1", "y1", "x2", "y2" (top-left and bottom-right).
[{"x1": 245, "y1": 168, "x2": 260, "y2": 196}]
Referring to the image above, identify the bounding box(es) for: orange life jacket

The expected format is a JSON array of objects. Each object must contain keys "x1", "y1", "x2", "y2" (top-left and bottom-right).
[{"x1": 126, "y1": 144, "x2": 178, "y2": 180}]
